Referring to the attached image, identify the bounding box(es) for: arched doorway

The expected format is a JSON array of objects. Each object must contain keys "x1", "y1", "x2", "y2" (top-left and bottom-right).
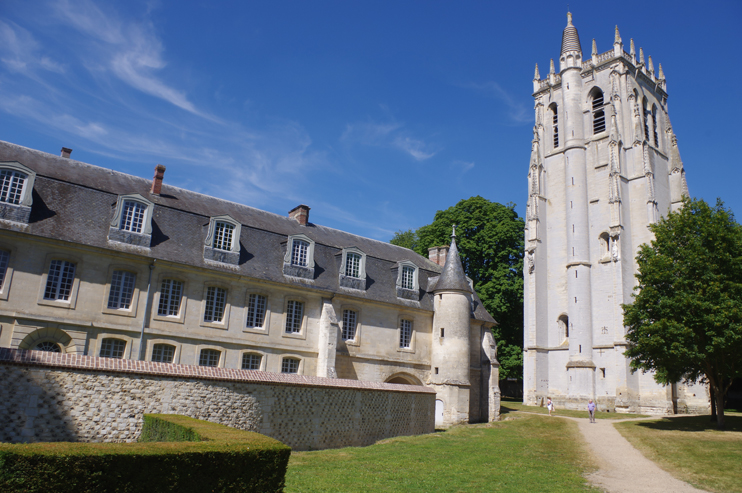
[{"x1": 384, "y1": 372, "x2": 423, "y2": 386}]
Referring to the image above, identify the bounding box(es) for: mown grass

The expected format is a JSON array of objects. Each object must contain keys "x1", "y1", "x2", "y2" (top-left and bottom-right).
[
  {"x1": 614, "y1": 413, "x2": 742, "y2": 493},
  {"x1": 285, "y1": 414, "x2": 600, "y2": 492},
  {"x1": 501, "y1": 399, "x2": 649, "y2": 420}
]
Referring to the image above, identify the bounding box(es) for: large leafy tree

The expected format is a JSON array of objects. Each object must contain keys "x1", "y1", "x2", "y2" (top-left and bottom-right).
[
  {"x1": 623, "y1": 197, "x2": 742, "y2": 429},
  {"x1": 391, "y1": 196, "x2": 525, "y2": 380}
]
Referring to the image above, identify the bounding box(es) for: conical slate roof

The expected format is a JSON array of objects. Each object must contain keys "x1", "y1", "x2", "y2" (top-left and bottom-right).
[
  {"x1": 560, "y1": 12, "x2": 582, "y2": 55},
  {"x1": 434, "y1": 229, "x2": 472, "y2": 293}
]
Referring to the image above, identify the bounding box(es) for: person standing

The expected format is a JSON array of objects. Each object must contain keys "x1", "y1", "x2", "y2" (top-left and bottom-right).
[
  {"x1": 588, "y1": 399, "x2": 596, "y2": 423},
  {"x1": 547, "y1": 397, "x2": 554, "y2": 416}
]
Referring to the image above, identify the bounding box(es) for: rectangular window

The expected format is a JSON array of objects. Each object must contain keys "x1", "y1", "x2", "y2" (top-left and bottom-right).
[
  {"x1": 120, "y1": 200, "x2": 146, "y2": 233},
  {"x1": 399, "y1": 319, "x2": 413, "y2": 349},
  {"x1": 199, "y1": 348, "x2": 220, "y2": 367},
  {"x1": 157, "y1": 279, "x2": 183, "y2": 317},
  {"x1": 246, "y1": 293, "x2": 267, "y2": 328},
  {"x1": 213, "y1": 221, "x2": 234, "y2": 251},
  {"x1": 0, "y1": 169, "x2": 26, "y2": 205},
  {"x1": 345, "y1": 252, "x2": 361, "y2": 278},
  {"x1": 291, "y1": 239, "x2": 309, "y2": 266},
  {"x1": 401, "y1": 266, "x2": 415, "y2": 290},
  {"x1": 44, "y1": 260, "x2": 76, "y2": 301},
  {"x1": 342, "y1": 309, "x2": 357, "y2": 341},
  {"x1": 0, "y1": 250, "x2": 9, "y2": 290},
  {"x1": 281, "y1": 357, "x2": 299, "y2": 374},
  {"x1": 242, "y1": 353, "x2": 262, "y2": 370},
  {"x1": 151, "y1": 343, "x2": 175, "y2": 363},
  {"x1": 107, "y1": 270, "x2": 136, "y2": 310},
  {"x1": 204, "y1": 286, "x2": 227, "y2": 323},
  {"x1": 285, "y1": 300, "x2": 303, "y2": 333},
  {"x1": 100, "y1": 338, "x2": 126, "y2": 359}
]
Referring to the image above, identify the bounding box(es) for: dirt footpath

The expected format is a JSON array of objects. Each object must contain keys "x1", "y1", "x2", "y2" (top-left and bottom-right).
[{"x1": 569, "y1": 416, "x2": 706, "y2": 493}]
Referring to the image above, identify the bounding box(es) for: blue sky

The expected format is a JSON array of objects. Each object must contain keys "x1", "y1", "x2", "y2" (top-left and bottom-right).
[{"x1": 1, "y1": 0, "x2": 740, "y2": 241}]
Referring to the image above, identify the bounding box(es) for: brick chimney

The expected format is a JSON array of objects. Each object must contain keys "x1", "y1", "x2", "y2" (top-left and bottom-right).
[
  {"x1": 428, "y1": 245, "x2": 450, "y2": 266},
  {"x1": 60, "y1": 147, "x2": 72, "y2": 158},
  {"x1": 288, "y1": 204, "x2": 310, "y2": 226},
  {"x1": 151, "y1": 164, "x2": 166, "y2": 195}
]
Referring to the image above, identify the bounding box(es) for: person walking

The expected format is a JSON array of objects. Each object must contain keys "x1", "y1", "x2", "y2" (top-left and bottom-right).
[
  {"x1": 547, "y1": 397, "x2": 554, "y2": 416},
  {"x1": 588, "y1": 399, "x2": 596, "y2": 423}
]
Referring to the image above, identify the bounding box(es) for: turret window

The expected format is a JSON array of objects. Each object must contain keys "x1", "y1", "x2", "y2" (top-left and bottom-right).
[
  {"x1": 591, "y1": 89, "x2": 606, "y2": 134},
  {"x1": 550, "y1": 103, "x2": 559, "y2": 148}
]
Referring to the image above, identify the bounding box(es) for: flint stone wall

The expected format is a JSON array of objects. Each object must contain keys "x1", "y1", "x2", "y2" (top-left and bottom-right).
[{"x1": 0, "y1": 348, "x2": 435, "y2": 450}]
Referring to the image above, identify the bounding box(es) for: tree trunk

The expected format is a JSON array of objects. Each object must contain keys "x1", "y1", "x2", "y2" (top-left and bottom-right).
[
  {"x1": 710, "y1": 386, "x2": 717, "y2": 422},
  {"x1": 714, "y1": 385, "x2": 725, "y2": 430}
]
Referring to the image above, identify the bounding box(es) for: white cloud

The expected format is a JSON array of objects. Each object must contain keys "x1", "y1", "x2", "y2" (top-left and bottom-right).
[
  {"x1": 452, "y1": 160, "x2": 475, "y2": 172},
  {"x1": 342, "y1": 119, "x2": 436, "y2": 161},
  {"x1": 466, "y1": 81, "x2": 530, "y2": 124},
  {"x1": 0, "y1": 20, "x2": 64, "y2": 75}
]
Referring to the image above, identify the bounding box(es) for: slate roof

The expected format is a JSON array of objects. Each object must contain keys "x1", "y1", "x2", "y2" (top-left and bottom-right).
[
  {"x1": 433, "y1": 237, "x2": 472, "y2": 293},
  {"x1": 0, "y1": 140, "x2": 496, "y2": 324}
]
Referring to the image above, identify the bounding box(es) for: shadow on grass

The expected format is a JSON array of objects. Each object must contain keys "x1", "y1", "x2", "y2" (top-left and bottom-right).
[{"x1": 634, "y1": 414, "x2": 742, "y2": 432}]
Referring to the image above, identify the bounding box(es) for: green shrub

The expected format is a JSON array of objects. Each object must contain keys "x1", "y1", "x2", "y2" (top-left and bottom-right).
[
  {"x1": 138, "y1": 415, "x2": 203, "y2": 443},
  {"x1": 0, "y1": 414, "x2": 291, "y2": 493}
]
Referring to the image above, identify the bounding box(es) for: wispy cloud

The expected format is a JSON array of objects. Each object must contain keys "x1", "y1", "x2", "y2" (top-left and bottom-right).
[
  {"x1": 341, "y1": 119, "x2": 437, "y2": 161},
  {"x1": 452, "y1": 160, "x2": 475, "y2": 172},
  {"x1": 465, "y1": 81, "x2": 530, "y2": 124},
  {"x1": 0, "y1": 20, "x2": 64, "y2": 76}
]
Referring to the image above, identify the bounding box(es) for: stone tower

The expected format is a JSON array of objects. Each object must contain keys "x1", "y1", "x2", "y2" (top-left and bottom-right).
[
  {"x1": 430, "y1": 228, "x2": 476, "y2": 427},
  {"x1": 523, "y1": 14, "x2": 706, "y2": 414}
]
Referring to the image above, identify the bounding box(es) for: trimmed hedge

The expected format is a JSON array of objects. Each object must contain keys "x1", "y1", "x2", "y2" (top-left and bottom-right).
[
  {"x1": 138, "y1": 415, "x2": 203, "y2": 443},
  {"x1": 0, "y1": 414, "x2": 291, "y2": 493}
]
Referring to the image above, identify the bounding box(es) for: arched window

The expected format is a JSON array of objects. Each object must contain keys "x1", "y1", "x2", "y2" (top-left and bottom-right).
[
  {"x1": 549, "y1": 103, "x2": 559, "y2": 148},
  {"x1": 590, "y1": 88, "x2": 606, "y2": 134},
  {"x1": 557, "y1": 314, "x2": 569, "y2": 342},
  {"x1": 599, "y1": 232, "x2": 611, "y2": 260},
  {"x1": 643, "y1": 97, "x2": 650, "y2": 141},
  {"x1": 651, "y1": 105, "x2": 659, "y2": 147}
]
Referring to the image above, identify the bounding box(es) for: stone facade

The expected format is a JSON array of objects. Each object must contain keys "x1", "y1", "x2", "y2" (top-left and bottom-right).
[
  {"x1": 523, "y1": 14, "x2": 708, "y2": 414},
  {"x1": 0, "y1": 140, "x2": 500, "y2": 431},
  {"x1": 0, "y1": 348, "x2": 435, "y2": 450}
]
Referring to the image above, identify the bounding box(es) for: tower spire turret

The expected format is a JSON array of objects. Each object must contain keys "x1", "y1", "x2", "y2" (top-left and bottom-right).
[
  {"x1": 647, "y1": 56, "x2": 655, "y2": 78},
  {"x1": 613, "y1": 26, "x2": 624, "y2": 57},
  {"x1": 534, "y1": 63, "x2": 540, "y2": 80},
  {"x1": 559, "y1": 12, "x2": 582, "y2": 71},
  {"x1": 630, "y1": 39, "x2": 636, "y2": 63}
]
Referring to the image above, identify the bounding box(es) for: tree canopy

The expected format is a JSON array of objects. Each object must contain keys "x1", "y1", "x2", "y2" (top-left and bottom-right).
[
  {"x1": 623, "y1": 197, "x2": 742, "y2": 429},
  {"x1": 390, "y1": 196, "x2": 525, "y2": 380}
]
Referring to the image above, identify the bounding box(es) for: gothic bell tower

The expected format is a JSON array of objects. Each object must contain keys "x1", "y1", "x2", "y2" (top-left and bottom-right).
[{"x1": 523, "y1": 14, "x2": 704, "y2": 414}]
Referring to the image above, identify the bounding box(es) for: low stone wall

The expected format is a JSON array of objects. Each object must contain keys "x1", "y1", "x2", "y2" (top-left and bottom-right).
[{"x1": 0, "y1": 348, "x2": 435, "y2": 450}]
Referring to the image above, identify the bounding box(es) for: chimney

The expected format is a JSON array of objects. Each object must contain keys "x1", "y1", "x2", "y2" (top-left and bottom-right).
[
  {"x1": 60, "y1": 147, "x2": 72, "y2": 158},
  {"x1": 428, "y1": 245, "x2": 450, "y2": 266},
  {"x1": 151, "y1": 164, "x2": 166, "y2": 195},
  {"x1": 288, "y1": 204, "x2": 310, "y2": 226}
]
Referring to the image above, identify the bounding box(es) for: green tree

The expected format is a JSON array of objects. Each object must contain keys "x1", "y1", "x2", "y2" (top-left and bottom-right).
[
  {"x1": 623, "y1": 197, "x2": 742, "y2": 429},
  {"x1": 391, "y1": 196, "x2": 525, "y2": 380}
]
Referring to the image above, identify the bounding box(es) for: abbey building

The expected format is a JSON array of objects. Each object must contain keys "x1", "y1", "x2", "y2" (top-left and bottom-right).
[
  {"x1": 0, "y1": 140, "x2": 499, "y2": 429},
  {"x1": 523, "y1": 14, "x2": 707, "y2": 413}
]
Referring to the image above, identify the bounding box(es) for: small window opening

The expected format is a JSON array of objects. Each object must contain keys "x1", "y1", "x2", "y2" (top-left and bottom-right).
[
  {"x1": 435, "y1": 367, "x2": 439, "y2": 374},
  {"x1": 579, "y1": 344, "x2": 582, "y2": 353},
  {"x1": 600, "y1": 368, "x2": 606, "y2": 378},
  {"x1": 574, "y1": 296, "x2": 577, "y2": 303},
  {"x1": 440, "y1": 328, "x2": 444, "y2": 338}
]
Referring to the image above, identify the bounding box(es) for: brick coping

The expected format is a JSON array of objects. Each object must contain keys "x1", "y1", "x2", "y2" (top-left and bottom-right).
[{"x1": 0, "y1": 348, "x2": 436, "y2": 394}]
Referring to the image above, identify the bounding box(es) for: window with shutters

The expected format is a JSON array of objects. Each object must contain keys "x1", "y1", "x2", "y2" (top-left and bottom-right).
[{"x1": 591, "y1": 88, "x2": 606, "y2": 134}]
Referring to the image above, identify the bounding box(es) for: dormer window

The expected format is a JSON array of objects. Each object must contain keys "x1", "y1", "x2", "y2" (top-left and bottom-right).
[
  {"x1": 204, "y1": 215, "x2": 241, "y2": 265},
  {"x1": 283, "y1": 234, "x2": 315, "y2": 280},
  {"x1": 0, "y1": 162, "x2": 36, "y2": 224},
  {"x1": 395, "y1": 260, "x2": 419, "y2": 300},
  {"x1": 120, "y1": 200, "x2": 146, "y2": 233},
  {"x1": 0, "y1": 169, "x2": 26, "y2": 205},
  {"x1": 339, "y1": 247, "x2": 367, "y2": 290},
  {"x1": 109, "y1": 194, "x2": 154, "y2": 247},
  {"x1": 292, "y1": 239, "x2": 309, "y2": 266}
]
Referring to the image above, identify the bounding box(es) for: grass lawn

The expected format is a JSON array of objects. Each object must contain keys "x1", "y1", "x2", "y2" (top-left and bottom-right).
[
  {"x1": 285, "y1": 414, "x2": 600, "y2": 492},
  {"x1": 500, "y1": 398, "x2": 649, "y2": 420},
  {"x1": 614, "y1": 413, "x2": 742, "y2": 493}
]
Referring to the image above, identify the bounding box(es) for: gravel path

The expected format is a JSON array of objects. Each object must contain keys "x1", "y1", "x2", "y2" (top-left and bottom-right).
[{"x1": 568, "y1": 416, "x2": 706, "y2": 493}]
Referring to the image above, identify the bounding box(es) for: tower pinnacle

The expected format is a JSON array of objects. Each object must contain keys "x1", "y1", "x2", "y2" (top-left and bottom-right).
[{"x1": 560, "y1": 12, "x2": 582, "y2": 55}]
